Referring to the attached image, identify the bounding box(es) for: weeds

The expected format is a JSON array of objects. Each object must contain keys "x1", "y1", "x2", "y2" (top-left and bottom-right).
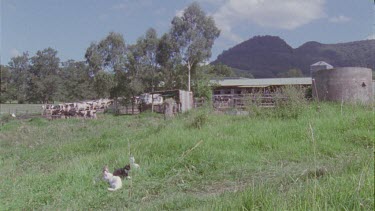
[
  {"x1": 0, "y1": 103, "x2": 373, "y2": 210},
  {"x1": 189, "y1": 109, "x2": 209, "y2": 129},
  {"x1": 1, "y1": 114, "x2": 12, "y2": 123},
  {"x1": 273, "y1": 86, "x2": 308, "y2": 119},
  {"x1": 244, "y1": 86, "x2": 308, "y2": 119}
]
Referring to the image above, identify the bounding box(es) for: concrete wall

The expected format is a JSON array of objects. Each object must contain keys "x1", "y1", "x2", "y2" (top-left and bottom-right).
[
  {"x1": 312, "y1": 67, "x2": 373, "y2": 104},
  {"x1": 179, "y1": 90, "x2": 193, "y2": 112}
]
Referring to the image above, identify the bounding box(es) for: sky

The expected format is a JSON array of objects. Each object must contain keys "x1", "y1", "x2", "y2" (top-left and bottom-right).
[{"x1": 1, "y1": 0, "x2": 374, "y2": 65}]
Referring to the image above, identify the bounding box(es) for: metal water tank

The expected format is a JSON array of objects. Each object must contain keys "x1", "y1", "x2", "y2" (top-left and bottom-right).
[{"x1": 312, "y1": 67, "x2": 373, "y2": 104}]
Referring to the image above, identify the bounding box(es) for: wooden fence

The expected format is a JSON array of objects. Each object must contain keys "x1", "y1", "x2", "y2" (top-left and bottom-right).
[
  {"x1": 212, "y1": 94, "x2": 286, "y2": 110},
  {"x1": 0, "y1": 104, "x2": 43, "y2": 116}
]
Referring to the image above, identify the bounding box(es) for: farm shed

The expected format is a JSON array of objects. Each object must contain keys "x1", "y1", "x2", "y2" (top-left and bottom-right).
[
  {"x1": 209, "y1": 77, "x2": 312, "y2": 110},
  {"x1": 210, "y1": 77, "x2": 312, "y2": 95},
  {"x1": 310, "y1": 61, "x2": 333, "y2": 75},
  {"x1": 149, "y1": 90, "x2": 193, "y2": 113}
]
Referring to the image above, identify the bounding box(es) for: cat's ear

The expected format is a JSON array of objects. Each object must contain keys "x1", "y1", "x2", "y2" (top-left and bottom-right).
[{"x1": 103, "y1": 165, "x2": 109, "y2": 172}]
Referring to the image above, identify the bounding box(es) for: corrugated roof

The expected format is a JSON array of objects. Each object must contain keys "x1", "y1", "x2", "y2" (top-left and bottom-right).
[
  {"x1": 210, "y1": 77, "x2": 312, "y2": 87},
  {"x1": 311, "y1": 61, "x2": 333, "y2": 67}
]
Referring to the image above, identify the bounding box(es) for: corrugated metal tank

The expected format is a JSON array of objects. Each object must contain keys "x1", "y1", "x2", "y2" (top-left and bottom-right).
[{"x1": 312, "y1": 67, "x2": 373, "y2": 104}]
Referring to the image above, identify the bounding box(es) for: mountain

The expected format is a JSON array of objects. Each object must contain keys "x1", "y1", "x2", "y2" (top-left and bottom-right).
[{"x1": 212, "y1": 35, "x2": 375, "y2": 78}]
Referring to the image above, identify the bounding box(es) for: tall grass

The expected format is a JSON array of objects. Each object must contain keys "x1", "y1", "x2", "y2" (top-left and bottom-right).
[
  {"x1": 245, "y1": 86, "x2": 308, "y2": 119},
  {"x1": 0, "y1": 102, "x2": 373, "y2": 210}
]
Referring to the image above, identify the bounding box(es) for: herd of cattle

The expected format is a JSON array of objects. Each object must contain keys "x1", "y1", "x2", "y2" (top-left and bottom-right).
[{"x1": 42, "y1": 99, "x2": 113, "y2": 119}]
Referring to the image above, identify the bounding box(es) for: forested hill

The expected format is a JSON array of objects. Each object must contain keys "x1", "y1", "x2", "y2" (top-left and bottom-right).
[{"x1": 212, "y1": 36, "x2": 375, "y2": 78}]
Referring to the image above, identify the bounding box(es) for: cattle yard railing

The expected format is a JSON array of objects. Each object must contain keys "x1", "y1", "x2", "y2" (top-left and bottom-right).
[{"x1": 212, "y1": 94, "x2": 287, "y2": 110}]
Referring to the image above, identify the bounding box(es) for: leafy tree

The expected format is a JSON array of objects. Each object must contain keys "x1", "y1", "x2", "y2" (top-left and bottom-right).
[
  {"x1": 58, "y1": 60, "x2": 95, "y2": 101},
  {"x1": 123, "y1": 43, "x2": 148, "y2": 103},
  {"x1": 210, "y1": 64, "x2": 235, "y2": 77},
  {"x1": 30, "y1": 48, "x2": 60, "y2": 103},
  {"x1": 8, "y1": 52, "x2": 31, "y2": 103},
  {"x1": 85, "y1": 43, "x2": 103, "y2": 76},
  {"x1": 156, "y1": 33, "x2": 182, "y2": 90},
  {"x1": 278, "y1": 68, "x2": 304, "y2": 78},
  {"x1": 192, "y1": 65, "x2": 213, "y2": 100},
  {"x1": 97, "y1": 32, "x2": 127, "y2": 74},
  {"x1": 170, "y1": 2, "x2": 220, "y2": 91},
  {"x1": 93, "y1": 71, "x2": 114, "y2": 98},
  {"x1": 138, "y1": 28, "x2": 160, "y2": 92},
  {"x1": 234, "y1": 68, "x2": 255, "y2": 78},
  {"x1": 0, "y1": 65, "x2": 12, "y2": 103},
  {"x1": 85, "y1": 32, "x2": 127, "y2": 98}
]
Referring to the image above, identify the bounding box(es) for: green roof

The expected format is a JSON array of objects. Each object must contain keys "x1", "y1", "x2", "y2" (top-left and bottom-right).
[{"x1": 210, "y1": 77, "x2": 312, "y2": 87}]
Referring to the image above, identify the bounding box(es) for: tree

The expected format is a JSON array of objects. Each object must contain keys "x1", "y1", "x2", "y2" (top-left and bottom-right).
[
  {"x1": 124, "y1": 43, "x2": 146, "y2": 99},
  {"x1": 58, "y1": 60, "x2": 95, "y2": 101},
  {"x1": 192, "y1": 65, "x2": 214, "y2": 100},
  {"x1": 8, "y1": 52, "x2": 31, "y2": 103},
  {"x1": 278, "y1": 68, "x2": 304, "y2": 78},
  {"x1": 0, "y1": 65, "x2": 12, "y2": 103},
  {"x1": 170, "y1": 2, "x2": 220, "y2": 91},
  {"x1": 210, "y1": 64, "x2": 235, "y2": 77},
  {"x1": 30, "y1": 48, "x2": 60, "y2": 103},
  {"x1": 97, "y1": 32, "x2": 127, "y2": 74},
  {"x1": 156, "y1": 33, "x2": 181, "y2": 90},
  {"x1": 234, "y1": 69, "x2": 255, "y2": 79},
  {"x1": 93, "y1": 71, "x2": 114, "y2": 98},
  {"x1": 138, "y1": 28, "x2": 160, "y2": 92},
  {"x1": 85, "y1": 32, "x2": 127, "y2": 98},
  {"x1": 85, "y1": 43, "x2": 103, "y2": 76}
]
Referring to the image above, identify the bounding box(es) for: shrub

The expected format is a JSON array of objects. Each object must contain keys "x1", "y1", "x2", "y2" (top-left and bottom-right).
[
  {"x1": 305, "y1": 87, "x2": 312, "y2": 99},
  {"x1": 244, "y1": 91, "x2": 266, "y2": 117},
  {"x1": 1, "y1": 114, "x2": 12, "y2": 123},
  {"x1": 0, "y1": 95, "x2": 7, "y2": 103},
  {"x1": 273, "y1": 86, "x2": 307, "y2": 119},
  {"x1": 190, "y1": 110, "x2": 209, "y2": 129},
  {"x1": 244, "y1": 86, "x2": 308, "y2": 119}
]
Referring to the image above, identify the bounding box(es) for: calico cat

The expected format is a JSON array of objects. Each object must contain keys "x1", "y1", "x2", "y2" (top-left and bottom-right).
[
  {"x1": 113, "y1": 164, "x2": 131, "y2": 179},
  {"x1": 103, "y1": 166, "x2": 122, "y2": 191}
]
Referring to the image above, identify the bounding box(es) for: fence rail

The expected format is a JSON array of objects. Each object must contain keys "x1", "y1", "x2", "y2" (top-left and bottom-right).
[
  {"x1": 212, "y1": 94, "x2": 287, "y2": 110},
  {"x1": 0, "y1": 104, "x2": 43, "y2": 116}
]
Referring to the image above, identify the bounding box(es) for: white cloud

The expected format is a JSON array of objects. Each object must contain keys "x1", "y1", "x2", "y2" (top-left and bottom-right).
[
  {"x1": 366, "y1": 33, "x2": 375, "y2": 40},
  {"x1": 210, "y1": 0, "x2": 326, "y2": 43},
  {"x1": 329, "y1": 15, "x2": 351, "y2": 23},
  {"x1": 10, "y1": 48, "x2": 21, "y2": 58}
]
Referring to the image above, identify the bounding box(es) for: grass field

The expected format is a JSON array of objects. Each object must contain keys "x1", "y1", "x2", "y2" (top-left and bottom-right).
[
  {"x1": 0, "y1": 102, "x2": 373, "y2": 210},
  {"x1": 0, "y1": 104, "x2": 43, "y2": 115}
]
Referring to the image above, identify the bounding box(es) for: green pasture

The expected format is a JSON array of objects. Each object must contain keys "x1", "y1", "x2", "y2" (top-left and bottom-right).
[{"x1": 0, "y1": 103, "x2": 373, "y2": 210}]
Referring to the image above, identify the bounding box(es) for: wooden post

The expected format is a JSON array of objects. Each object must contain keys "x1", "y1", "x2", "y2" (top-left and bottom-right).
[{"x1": 151, "y1": 94, "x2": 154, "y2": 113}]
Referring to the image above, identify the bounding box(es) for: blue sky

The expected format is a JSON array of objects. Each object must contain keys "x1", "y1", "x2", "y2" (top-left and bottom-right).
[{"x1": 1, "y1": 0, "x2": 374, "y2": 65}]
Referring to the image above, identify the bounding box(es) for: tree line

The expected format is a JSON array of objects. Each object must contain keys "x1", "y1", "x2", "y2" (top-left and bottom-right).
[{"x1": 0, "y1": 3, "x2": 235, "y2": 104}]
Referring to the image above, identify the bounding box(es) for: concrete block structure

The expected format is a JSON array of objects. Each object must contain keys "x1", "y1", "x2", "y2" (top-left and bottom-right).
[{"x1": 312, "y1": 67, "x2": 373, "y2": 104}]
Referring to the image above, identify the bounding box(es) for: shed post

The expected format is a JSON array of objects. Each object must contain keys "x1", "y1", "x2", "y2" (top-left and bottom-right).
[{"x1": 151, "y1": 93, "x2": 154, "y2": 113}]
